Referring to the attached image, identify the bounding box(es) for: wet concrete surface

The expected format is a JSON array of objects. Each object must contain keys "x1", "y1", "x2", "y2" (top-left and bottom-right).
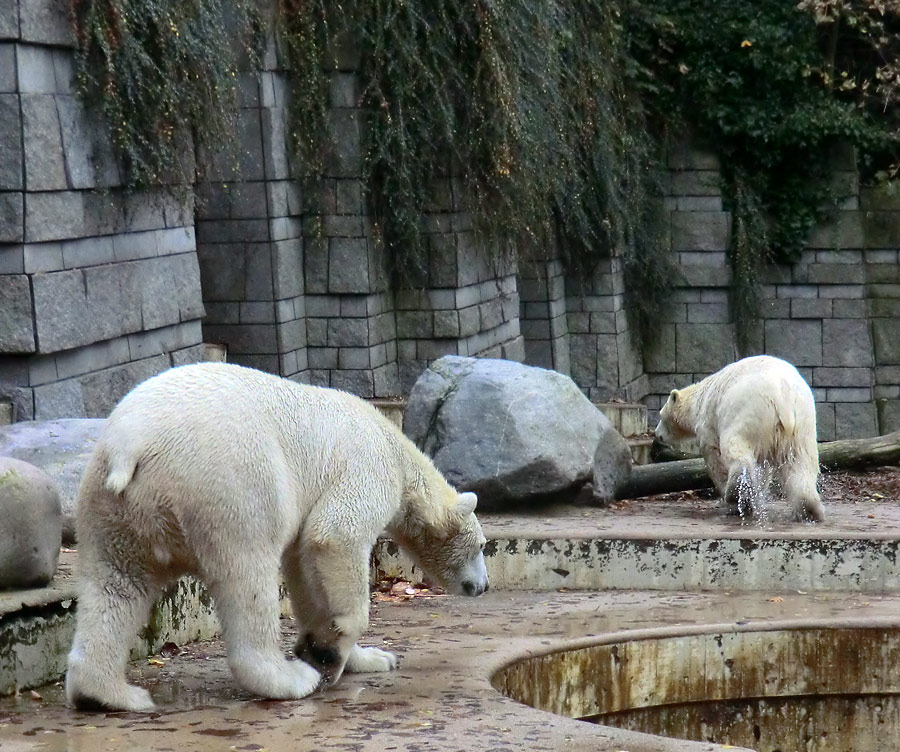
[
  {"x1": 1, "y1": 588, "x2": 898, "y2": 752},
  {"x1": 480, "y1": 466, "x2": 900, "y2": 539},
  {"x1": 2, "y1": 467, "x2": 899, "y2": 751}
]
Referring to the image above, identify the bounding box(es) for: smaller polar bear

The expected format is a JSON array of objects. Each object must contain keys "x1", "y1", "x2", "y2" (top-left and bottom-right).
[
  {"x1": 654, "y1": 355, "x2": 824, "y2": 522},
  {"x1": 66, "y1": 363, "x2": 488, "y2": 712}
]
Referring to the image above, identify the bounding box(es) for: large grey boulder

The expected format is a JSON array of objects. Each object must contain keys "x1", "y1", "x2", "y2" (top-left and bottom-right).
[
  {"x1": 0, "y1": 419, "x2": 105, "y2": 543},
  {"x1": 0, "y1": 457, "x2": 62, "y2": 589},
  {"x1": 404, "y1": 356, "x2": 632, "y2": 510}
]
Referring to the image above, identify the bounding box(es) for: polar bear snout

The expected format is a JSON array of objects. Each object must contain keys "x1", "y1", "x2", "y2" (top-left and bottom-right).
[
  {"x1": 453, "y1": 550, "x2": 489, "y2": 597},
  {"x1": 461, "y1": 578, "x2": 488, "y2": 596}
]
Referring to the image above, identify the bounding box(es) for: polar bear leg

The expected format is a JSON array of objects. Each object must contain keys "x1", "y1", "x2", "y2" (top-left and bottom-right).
[
  {"x1": 721, "y1": 438, "x2": 763, "y2": 517},
  {"x1": 283, "y1": 549, "x2": 397, "y2": 674},
  {"x1": 295, "y1": 537, "x2": 375, "y2": 684},
  {"x1": 702, "y1": 447, "x2": 729, "y2": 497},
  {"x1": 780, "y1": 457, "x2": 825, "y2": 523},
  {"x1": 209, "y1": 552, "x2": 321, "y2": 700},
  {"x1": 66, "y1": 565, "x2": 156, "y2": 711}
]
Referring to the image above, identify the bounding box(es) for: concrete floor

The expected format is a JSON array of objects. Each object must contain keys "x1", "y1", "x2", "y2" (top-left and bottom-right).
[{"x1": 1, "y1": 478, "x2": 899, "y2": 751}]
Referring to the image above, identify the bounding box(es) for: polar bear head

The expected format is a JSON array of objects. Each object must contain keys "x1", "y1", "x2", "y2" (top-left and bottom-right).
[
  {"x1": 654, "y1": 388, "x2": 697, "y2": 446},
  {"x1": 393, "y1": 491, "x2": 489, "y2": 597}
]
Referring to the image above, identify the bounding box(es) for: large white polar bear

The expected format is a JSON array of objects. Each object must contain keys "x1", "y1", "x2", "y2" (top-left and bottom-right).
[
  {"x1": 66, "y1": 363, "x2": 488, "y2": 712},
  {"x1": 654, "y1": 355, "x2": 825, "y2": 522}
]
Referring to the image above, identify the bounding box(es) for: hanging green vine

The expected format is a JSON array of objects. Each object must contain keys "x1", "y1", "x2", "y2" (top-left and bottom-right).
[
  {"x1": 75, "y1": 0, "x2": 898, "y2": 352},
  {"x1": 279, "y1": 0, "x2": 674, "y2": 342},
  {"x1": 73, "y1": 0, "x2": 260, "y2": 189},
  {"x1": 643, "y1": 0, "x2": 898, "y2": 341}
]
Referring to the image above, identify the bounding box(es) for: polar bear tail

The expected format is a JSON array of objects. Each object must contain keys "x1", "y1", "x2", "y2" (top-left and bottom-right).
[{"x1": 105, "y1": 453, "x2": 138, "y2": 495}]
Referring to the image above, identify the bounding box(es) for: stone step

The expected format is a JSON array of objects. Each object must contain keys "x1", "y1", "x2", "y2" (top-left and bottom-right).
[{"x1": 374, "y1": 495, "x2": 900, "y2": 593}]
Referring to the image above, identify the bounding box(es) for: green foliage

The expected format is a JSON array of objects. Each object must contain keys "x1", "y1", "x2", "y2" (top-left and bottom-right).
[
  {"x1": 280, "y1": 0, "x2": 674, "y2": 340},
  {"x1": 73, "y1": 0, "x2": 260, "y2": 189},
  {"x1": 642, "y1": 0, "x2": 897, "y2": 341},
  {"x1": 76, "y1": 0, "x2": 899, "y2": 354}
]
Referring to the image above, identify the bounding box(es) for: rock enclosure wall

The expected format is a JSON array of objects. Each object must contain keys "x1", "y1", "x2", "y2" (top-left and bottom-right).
[{"x1": 0, "y1": 2, "x2": 897, "y2": 439}]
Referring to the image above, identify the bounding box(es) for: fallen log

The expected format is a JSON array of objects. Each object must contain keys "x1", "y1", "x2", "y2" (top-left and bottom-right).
[{"x1": 617, "y1": 429, "x2": 900, "y2": 500}]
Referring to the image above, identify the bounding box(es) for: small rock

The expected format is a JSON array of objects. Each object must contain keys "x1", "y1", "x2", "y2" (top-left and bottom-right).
[
  {"x1": 0, "y1": 419, "x2": 105, "y2": 543},
  {"x1": 0, "y1": 456, "x2": 62, "y2": 589}
]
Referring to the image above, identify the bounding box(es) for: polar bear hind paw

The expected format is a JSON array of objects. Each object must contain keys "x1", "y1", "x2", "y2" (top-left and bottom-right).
[
  {"x1": 70, "y1": 684, "x2": 155, "y2": 713},
  {"x1": 346, "y1": 645, "x2": 398, "y2": 673},
  {"x1": 796, "y1": 497, "x2": 826, "y2": 523}
]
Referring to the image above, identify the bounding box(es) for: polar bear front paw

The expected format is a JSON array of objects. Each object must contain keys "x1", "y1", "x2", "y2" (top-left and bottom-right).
[{"x1": 345, "y1": 645, "x2": 398, "y2": 673}]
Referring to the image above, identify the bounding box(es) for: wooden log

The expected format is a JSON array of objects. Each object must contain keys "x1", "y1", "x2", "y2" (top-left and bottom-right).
[{"x1": 619, "y1": 430, "x2": 900, "y2": 500}]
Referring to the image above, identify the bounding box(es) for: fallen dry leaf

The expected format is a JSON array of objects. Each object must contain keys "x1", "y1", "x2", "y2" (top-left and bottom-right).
[{"x1": 767, "y1": 596, "x2": 784, "y2": 603}]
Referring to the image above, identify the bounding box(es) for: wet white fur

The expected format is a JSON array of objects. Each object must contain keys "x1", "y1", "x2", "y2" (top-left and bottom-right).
[
  {"x1": 66, "y1": 363, "x2": 487, "y2": 711},
  {"x1": 655, "y1": 355, "x2": 824, "y2": 522}
]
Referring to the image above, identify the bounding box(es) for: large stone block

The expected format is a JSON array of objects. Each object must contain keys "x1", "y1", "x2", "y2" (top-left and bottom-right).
[
  {"x1": 325, "y1": 108, "x2": 362, "y2": 178},
  {"x1": 25, "y1": 190, "x2": 84, "y2": 241},
  {"x1": 21, "y1": 93, "x2": 66, "y2": 190},
  {"x1": 0, "y1": 1, "x2": 19, "y2": 39},
  {"x1": 171, "y1": 252, "x2": 205, "y2": 321},
  {"x1": 0, "y1": 93, "x2": 23, "y2": 190},
  {"x1": 873, "y1": 319, "x2": 900, "y2": 365},
  {"x1": 197, "y1": 243, "x2": 246, "y2": 301},
  {"x1": 0, "y1": 274, "x2": 35, "y2": 352},
  {"x1": 203, "y1": 323, "x2": 277, "y2": 355},
  {"x1": 877, "y1": 398, "x2": 900, "y2": 433},
  {"x1": 16, "y1": 45, "x2": 56, "y2": 92},
  {"x1": 244, "y1": 243, "x2": 274, "y2": 300},
  {"x1": 261, "y1": 107, "x2": 289, "y2": 181},
  {"x1": 0, "y1": 245, "x2": 23, "y2": 274},
  {"x1": 85, "y1": 262, "x2": 140, "y2": 337},
  {"x1": 136, "y1": 256, "x2": 183, "y2": 330},
  {"x1": 670, "y1": 170, "x2": 721, "y2": 196},
  {"x1": 0, "y1": 192, "x2": 23, "y2": 242},
  {"x1": 33, "y1": 378, "x2": 85, "y2": 419},
  {"x1": 678, "y1": 264, "x2": 731, "y2": 287},
  {"x1": 328, "y1": 237, "x2": 370, "y2": 293},
  {"x1": 330, "y1": 368, "x2": 374, "y2": 397},
  {"x1": 764, "y1": 319, "x2": 822, "y2": 366},
  {"x1": 19, "y1": 0, "x2": 76, "y2": 46},
  {"x1": 812, "y1": 367, "x2": 873, "y2": 388},
  {"x1": 327, "y1": 317, "x2": 368, "y2": 347},
  {"x1": 807, "y1": 211, "x2": 865, "y2": 249},
  {"x1": 31, "y1": 268, "x2": 87, "y2": 352},
  {"x1": 278, "y1": 318, "x2": 305, "y2": 352},
  {"x1": 808, "y1": 263, "x2": 866, "y2": 285},
  {"x1": 55, "y1": 95, "x2": 96, "y2": 189},
  {"x1": 863, "y1": 212, "x2": 900, "y2": 249},
  {"x1": 675, "y1": 323, "x2": 735, "y2": 373},
  {"x1": 822, "y1": 319, "x2": 873, "y2": 368},
  {"x1": 0, "y1": 45, "x2": 13, "y2": 91},
  {"x1": 834, "y1": 402, "x2": 878, "y2": 439}
]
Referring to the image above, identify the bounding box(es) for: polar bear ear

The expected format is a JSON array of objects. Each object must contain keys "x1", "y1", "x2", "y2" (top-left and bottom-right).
[
  {"x1": 456, "y1": 491, "x2": 478, "y2": 517},
  {"x1": 669, "y1": 389, "x2": 679, "y2": 403}
]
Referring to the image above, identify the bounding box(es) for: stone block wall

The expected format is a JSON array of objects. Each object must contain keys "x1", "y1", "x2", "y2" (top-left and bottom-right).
[
  {"x1": 194, "y1": 31, "x2": 524, "y2": 398},
  {"x1": 0, "y1": 0, "x2": 208, "y2": 420},
  {"x1": 1, "y1": 3, "x2": 896, "y2": 439},
  {"x1": 519, "y1": 249, "x2": 570, "y2": 375},
  {"x1": 639, "y1": 140, "x2": 900, "y2": 440},
  {"x1": 194, "y1": 41, "x2": 309, "y2": 382}
]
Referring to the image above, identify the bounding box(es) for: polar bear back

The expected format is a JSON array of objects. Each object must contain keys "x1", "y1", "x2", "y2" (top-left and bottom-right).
[
  {"x1": 689, "y1": 355, "x2": 816, "y2": 460},
  {"x1": 95, "y1": 363, "x2": 406, "y2": 549}
]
